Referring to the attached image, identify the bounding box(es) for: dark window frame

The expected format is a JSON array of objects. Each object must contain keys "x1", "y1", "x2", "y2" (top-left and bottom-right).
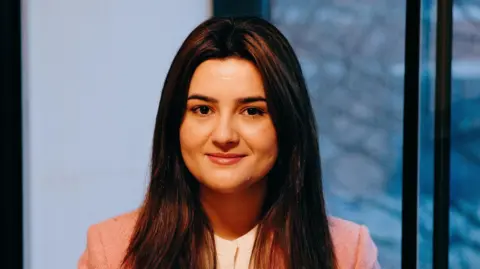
[
  {"x1": 1, "y1": 0, "x2": 24, "y2": 268},
  {"x1": 213, "y1": 0, "x2": 270, "y2": 19},
  {"x1": 401, "y1": 0, "x2": 421, "y2": 267},
  {"x1": 432, "y1": 0, "x2": 453, "y2": 268}
]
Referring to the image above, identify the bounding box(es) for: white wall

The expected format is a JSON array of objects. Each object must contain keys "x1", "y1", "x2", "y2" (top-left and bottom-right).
[{"x1": 22, "y1": 1, "x2": 211, "y2": 268}]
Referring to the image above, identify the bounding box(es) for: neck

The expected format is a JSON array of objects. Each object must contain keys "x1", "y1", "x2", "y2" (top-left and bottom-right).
[{"x1": 200, "y1": 180, "x2": 267, "y2": 240}]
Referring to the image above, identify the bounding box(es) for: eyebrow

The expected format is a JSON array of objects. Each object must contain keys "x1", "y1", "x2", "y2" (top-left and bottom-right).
[{"x1": 187, "y1": 94, "x2": 267, "y2": 104}]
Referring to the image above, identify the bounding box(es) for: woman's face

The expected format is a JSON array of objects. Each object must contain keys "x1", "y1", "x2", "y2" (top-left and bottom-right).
[{"x1": 180, "y1": 57, "x2": 278, "y2": 194}]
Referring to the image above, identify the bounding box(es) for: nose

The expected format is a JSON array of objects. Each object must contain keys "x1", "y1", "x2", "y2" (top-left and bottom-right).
[{"x1": 211, "y1": 115, "x2": 239, "y2": 150}]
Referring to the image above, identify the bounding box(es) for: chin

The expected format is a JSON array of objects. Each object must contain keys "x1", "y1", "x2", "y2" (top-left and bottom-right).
[
  {"x1": 197, "y1": 171, "x2": 262, "y2": 194},
  {"x1": 201, "y1": 179, "x2": 251, "y2": 194}
]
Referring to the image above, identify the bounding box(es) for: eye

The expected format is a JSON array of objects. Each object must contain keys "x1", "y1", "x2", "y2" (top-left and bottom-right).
[
  {"x1": 192, "y1": 105, "x2": 212, "y2": 116},
  {"x1": 243, "y1": 107, "x2": 265, "y2": 116}
]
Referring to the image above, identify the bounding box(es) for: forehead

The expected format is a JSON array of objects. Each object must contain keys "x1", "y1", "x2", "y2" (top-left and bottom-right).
[{"x1": 188, "y1": 58, "x2": 266, "y2": 98}]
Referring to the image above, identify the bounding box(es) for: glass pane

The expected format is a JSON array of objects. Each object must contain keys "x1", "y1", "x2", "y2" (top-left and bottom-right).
[
  {"x1": 270, "y1": 1, "x2": 406, "y2": 267},
  {"x1": 449, "y1": 1, "x2": 480, "y2": 267},
  {"x1": 418, "y1": 0, "x2": 436, "y2": 267}
]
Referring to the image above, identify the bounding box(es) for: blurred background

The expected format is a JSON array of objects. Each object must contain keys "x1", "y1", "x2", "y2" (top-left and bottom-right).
[{"x1": 2, "y1": 0, "x2": 479, "y2": 268}]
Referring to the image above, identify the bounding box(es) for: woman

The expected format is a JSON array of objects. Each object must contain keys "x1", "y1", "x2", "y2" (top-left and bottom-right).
[{"x1": 78, "y1": 17, "x2": 379, "y2": 269}]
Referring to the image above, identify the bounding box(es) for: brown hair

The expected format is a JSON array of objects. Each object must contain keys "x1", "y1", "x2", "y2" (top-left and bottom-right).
[{"x1": 122, "y1": 16, "x2": 337, "y2": 269}]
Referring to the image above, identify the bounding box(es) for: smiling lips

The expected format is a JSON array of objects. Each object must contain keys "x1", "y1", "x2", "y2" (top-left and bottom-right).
[{"x1": 206, "y1": 153, "x2": 247, "y2": 165}]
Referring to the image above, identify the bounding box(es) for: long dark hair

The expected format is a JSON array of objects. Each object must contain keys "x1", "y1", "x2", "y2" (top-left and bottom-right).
[{"x1": 123, "y1": 16, "x2": 337, "y2": 269}]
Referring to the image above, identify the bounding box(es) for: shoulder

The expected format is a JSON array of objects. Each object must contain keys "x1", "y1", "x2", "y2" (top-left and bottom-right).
[
  {"x1": 78, "y1": 210, "x2": 139, "y2": 269},
  {"x1": 328, "y1": 216, "x2": 380, "y2": 269}
]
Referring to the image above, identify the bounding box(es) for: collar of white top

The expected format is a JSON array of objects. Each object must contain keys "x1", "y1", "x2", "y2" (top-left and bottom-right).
[{"x1": 214, "y1": 225, "x2": 258, "y2": 256}]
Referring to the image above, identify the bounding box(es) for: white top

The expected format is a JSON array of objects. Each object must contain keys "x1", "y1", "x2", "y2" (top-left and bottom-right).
[{"x1": 214, "y1": 226, "x2": 258, "y2": 269}]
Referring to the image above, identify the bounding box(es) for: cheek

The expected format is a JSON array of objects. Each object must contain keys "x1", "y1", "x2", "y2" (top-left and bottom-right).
[
  {"x1": 179, "y1": 118, "x2": 212, "y2": 153},
  {"x1": 241, "y1": 120, "x2": 278, "y2": 156}
]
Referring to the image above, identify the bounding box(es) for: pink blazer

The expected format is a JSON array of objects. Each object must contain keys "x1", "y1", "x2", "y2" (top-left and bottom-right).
[{"x1": 78, "y1": 210, "x2": 380, "y2": 269}]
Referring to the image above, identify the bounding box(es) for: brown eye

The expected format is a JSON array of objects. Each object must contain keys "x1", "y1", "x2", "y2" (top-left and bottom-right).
[
  {"x1": 244, "y1": 107, "x2": 265, "y2": 116},
  {"x1": 191, "y1": 105, "x2": 212, "y2": 116},
  {"x1": 198, "y1": 106, "x2": 210, "y2": 114}
]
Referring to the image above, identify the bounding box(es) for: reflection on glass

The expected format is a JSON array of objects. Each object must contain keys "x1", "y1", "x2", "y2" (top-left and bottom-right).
[
  {"x1": 449, "y1": 1, "x2": 480, "y2": 268},
  {"x1": 271, "y1": 0, "x2": 406, "y2": 267}
]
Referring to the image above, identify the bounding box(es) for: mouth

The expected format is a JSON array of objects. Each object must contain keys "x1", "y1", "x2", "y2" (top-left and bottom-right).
[{"x1": 205, "y1": 153, "x2": 247, "y2": 165}]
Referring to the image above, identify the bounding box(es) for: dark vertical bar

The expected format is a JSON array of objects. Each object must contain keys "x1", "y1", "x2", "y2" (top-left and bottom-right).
[
  {"x1": 432, "y1": 0, "x2": 453, "y2": 267},
  {"x1": 401, "y1": 0, "x2": 421, "y2": 267},
  {"x1": 0, "y1": 0, "x2": 24, "y2": 268},
  {"x1": 213, "y1": 0, "x2": 270, "y2": 20}
]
